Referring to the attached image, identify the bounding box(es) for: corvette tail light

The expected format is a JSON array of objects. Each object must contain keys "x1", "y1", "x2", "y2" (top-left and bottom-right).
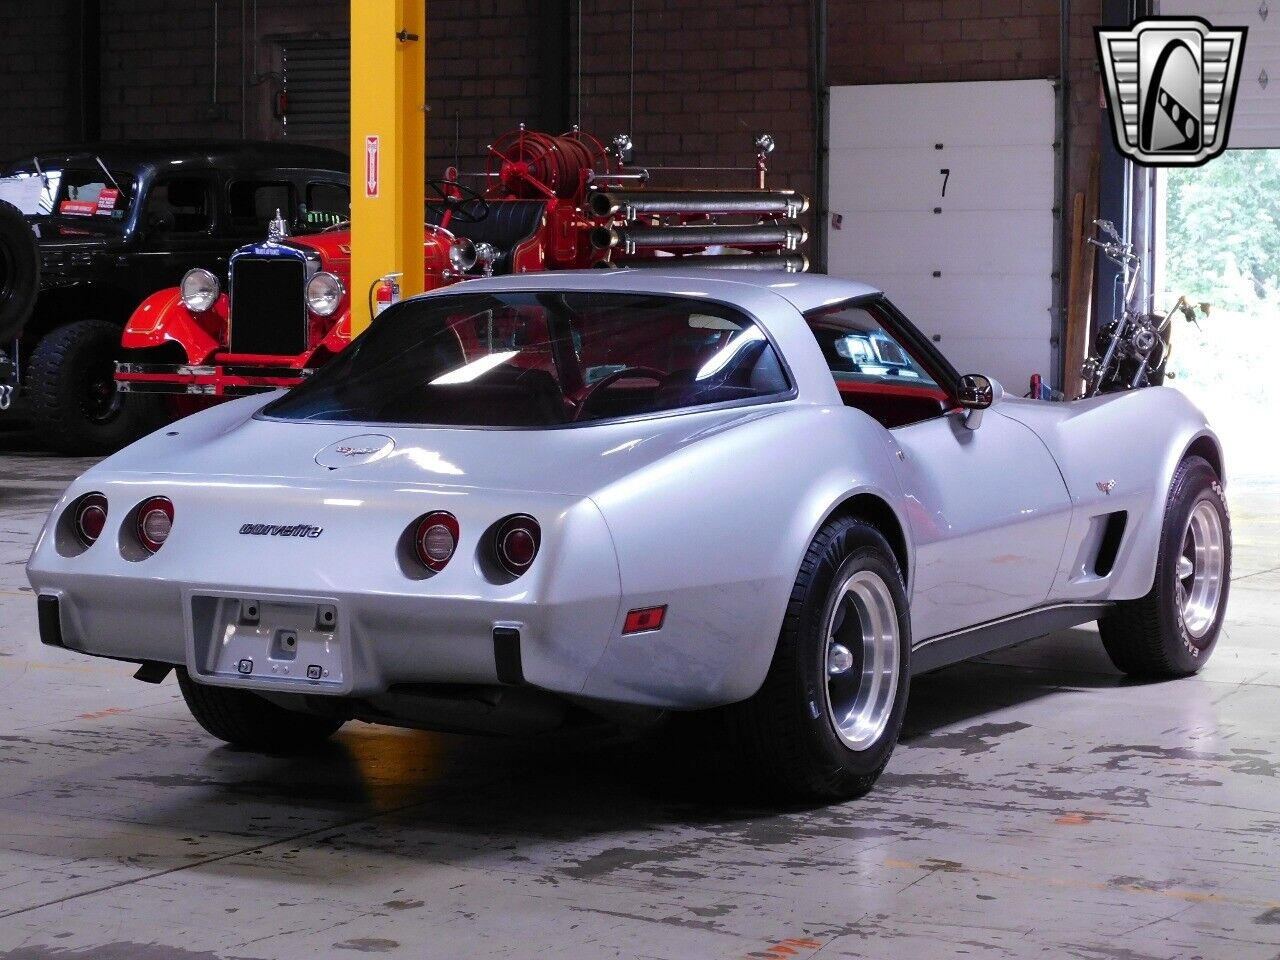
[
  {"x1": 414, "y1": 511, "x2": 459, "y2": 571},
  {"x1": 72, "y1": 493, "x2": 109, "y2": 547},
  {"x1": 135, "y1": 497, "x2": 174, "y2": 554},
  {"x1": 494, "y1": 515, "x2": 540, "y2": 577}
]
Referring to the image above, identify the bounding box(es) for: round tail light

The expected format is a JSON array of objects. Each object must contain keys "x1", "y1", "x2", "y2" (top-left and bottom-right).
[
  {"x1": 494, "y1": 515, "x2": 540, "y2": 577},
  {"x1": 73, "y1": 493, "x2": 109, "y2": 546},
  {"x1": 414, "y1": 511, "x2": 459, "y2": 571},
  {"x1": 135, "y1": 497, "x2": 174, "y2": 554}
]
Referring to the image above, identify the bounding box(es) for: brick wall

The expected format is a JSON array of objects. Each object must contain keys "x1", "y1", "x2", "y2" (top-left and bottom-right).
[
  {"x1": 828, "y1": 0, "x2": 1061, "y2": 85},
  {"x1": 0, "y1": 0, "x2": 548, "y2": 168},
  {"x1": 0, "y1": 1, "x2": 77, "y2": 158},
  {"x1": 572, "y1": 0, "x2": 815, "y2": 203},
  {"x1": 0, "y1": 1, "x2": 1104, "y2": 280},
  {"x1": 428, "y1": 0, "x2": 553, "y2": 170}
]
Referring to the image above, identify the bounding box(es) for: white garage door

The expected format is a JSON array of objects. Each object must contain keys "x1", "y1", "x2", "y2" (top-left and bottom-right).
[
  {"x1": 826, "y1": 80, "x2": 1057, "y2": 390},
  {"x1": 1159, "y1": 1, "x2": 1279, "y2": 147}
]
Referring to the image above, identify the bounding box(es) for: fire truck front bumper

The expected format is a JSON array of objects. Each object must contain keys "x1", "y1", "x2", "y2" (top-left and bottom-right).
[{"x1": 115, "y1": 362, "x2": 313, "y2": 397}]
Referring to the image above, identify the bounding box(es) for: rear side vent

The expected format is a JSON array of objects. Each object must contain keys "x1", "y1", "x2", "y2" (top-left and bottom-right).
[{"x1": 1094, "y1": 511, "x2": 1128, "y2": 577}]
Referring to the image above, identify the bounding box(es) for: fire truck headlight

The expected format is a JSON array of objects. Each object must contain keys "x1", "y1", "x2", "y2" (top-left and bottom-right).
[
  {"x1": 180, "y1": 268, "x2": 220, "y2": 313},
  {"x1": 449, "y1": 237, "x2": 477, "y2": 272},
  {"x1": 306, "y1": 271, "x2": 345, "y2": 317}
]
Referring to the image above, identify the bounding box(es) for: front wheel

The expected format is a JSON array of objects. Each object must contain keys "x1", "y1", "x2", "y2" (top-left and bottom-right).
[
  {"x1": 177, "y1": 669, "x2": 345, "y2": 752},
  {"x1": 719, "y1": 517, "x2": 911, "y2": 802},
  {"x1": 1099, "y1": 456, "x2": 1230, "y2": 677},
  {"x1": 27, "y1": 319, "x2": 166, "y2": 455}
]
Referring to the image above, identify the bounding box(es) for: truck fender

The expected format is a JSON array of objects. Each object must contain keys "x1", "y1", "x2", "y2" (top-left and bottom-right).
[{"x1": 121, "y1": 289, "x2": 227, "y2": 363}]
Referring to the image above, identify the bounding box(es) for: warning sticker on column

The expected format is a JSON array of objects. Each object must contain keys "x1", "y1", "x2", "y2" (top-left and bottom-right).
[{"x1": 365, "y1": 135, "x2": 380, "y2": 198}]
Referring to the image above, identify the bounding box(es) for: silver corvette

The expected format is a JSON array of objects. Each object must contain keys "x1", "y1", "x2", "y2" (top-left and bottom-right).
[{"x1": 26, "y1": 270, "x2": 1231, "y2": 801}]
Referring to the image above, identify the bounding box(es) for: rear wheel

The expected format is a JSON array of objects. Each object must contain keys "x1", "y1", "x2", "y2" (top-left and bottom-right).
[
  {"x1": 27, "y1": 319, "x2": 165, "y2": 454},
  {"x1": 1099, "y1": 456, "x2": 1230, "y2": 677},
  {"x1": 177, "y1": 668, "x2": 345, "y2": 752},
  {"x1": 719, "y1": 517, "x2": 910, "y2": 802}
]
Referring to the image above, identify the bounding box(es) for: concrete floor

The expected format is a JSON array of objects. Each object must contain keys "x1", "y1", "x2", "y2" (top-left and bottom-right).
[{"x1": 0, "y1": 433, "x2": 1277, "y2": 960}]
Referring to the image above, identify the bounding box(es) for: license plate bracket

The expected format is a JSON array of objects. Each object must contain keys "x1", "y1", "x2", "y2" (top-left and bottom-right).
[{"x1": 189, "y1": 595, "x2": 345, "y2": 691}]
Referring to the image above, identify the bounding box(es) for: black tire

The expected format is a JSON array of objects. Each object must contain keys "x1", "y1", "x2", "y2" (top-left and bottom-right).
[
  {"x1": 1099, "y1": 456, "x2": 1231, "y2": 677},
  {"x1": 0, "y1": 199, "x2": 39, "y2": 343},
  {"x1": 26, "y1": 318, "x2": 165, "y2": 455},
  {"x1": 718, "y1": 517, "x2": 911, "y2": 802},
  {"x1": 177, "y1": 668, "x2": 345, "y2": 752}
]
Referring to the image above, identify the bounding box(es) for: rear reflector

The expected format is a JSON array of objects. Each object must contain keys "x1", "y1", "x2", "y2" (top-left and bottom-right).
[{"x1": 623, "y1": 605, "x2": 667, "y2": 634}]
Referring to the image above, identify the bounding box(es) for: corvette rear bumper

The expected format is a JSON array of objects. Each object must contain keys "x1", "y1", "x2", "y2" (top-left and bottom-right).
[{"x1": 33, "y1": 574, "x2": 618, "y2": 702}]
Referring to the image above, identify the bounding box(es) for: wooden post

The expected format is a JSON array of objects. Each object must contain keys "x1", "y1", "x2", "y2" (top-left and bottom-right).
[{"x1": 1064, "y1": 152, "x2": 1100, "y2": 398}]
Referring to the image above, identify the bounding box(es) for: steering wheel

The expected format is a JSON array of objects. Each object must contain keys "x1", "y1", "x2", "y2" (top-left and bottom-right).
[
  {"x1": 426, "y1": 179, "x2": 489, "y2": 226},
  {"x1": 572, "y1": 367, "x2": 667, "y2": 422}
]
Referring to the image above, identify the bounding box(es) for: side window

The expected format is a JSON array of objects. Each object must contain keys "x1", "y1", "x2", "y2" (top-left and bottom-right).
[
  {"x1": 805, "y1": 303, "x2": 949, "y2": 429},
  {"x1": 301, "y1": 181, "x2": 350, "y2": 231},
  {"x1": 806, "y1": 305, "x2": 939, "y2": 388},
  {"x1": 229, "y1": 181, "x2": 294, "y2": 236},
  {"x1": 146, "y1": 177, "x2": 213, "y2": 234}
]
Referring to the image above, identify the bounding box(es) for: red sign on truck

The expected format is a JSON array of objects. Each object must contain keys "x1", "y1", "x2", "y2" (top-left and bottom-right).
[
  {"x1": 96, "y1": 188, "x2": 120, "y2": 214},
  {"x1": 58, "y1": 199, "x2": 97, "y2": 217},
  {"x1": 365, "y1": 135, "x2": 380, "y2": 198}
]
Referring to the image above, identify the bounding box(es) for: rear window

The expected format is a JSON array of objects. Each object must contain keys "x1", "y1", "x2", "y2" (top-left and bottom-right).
[{"x1": 262, "y1": 291, "x2": 791, "y2": 427}]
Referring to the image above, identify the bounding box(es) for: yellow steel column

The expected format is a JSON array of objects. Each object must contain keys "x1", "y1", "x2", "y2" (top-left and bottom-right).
[{"x1": 349, "y1": 0, "x2": 426, "y2": 336}]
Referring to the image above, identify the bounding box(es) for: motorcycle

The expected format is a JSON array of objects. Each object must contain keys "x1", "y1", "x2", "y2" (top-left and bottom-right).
[{"x1": 1079, "y1": 219, "x2": 1209, "y2": 398}]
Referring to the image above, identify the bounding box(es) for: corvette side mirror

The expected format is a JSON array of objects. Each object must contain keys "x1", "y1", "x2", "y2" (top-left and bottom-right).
[{"x1": 957, "y1": 374, "x2": 1002, "y2": 430}]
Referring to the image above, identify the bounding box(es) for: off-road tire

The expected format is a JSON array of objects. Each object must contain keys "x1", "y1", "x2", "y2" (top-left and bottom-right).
[
  {"x1": 177, "y1": 668, "x2": 345, "y2": 752},
  {"x1": 27, "y1": 319, "x2": 165, "y2": 454},
  {"x1": 718, "y1": 517, "x2": 911, "y2": 802},
  {"x1": 1099, "y1": 456, "x2": 1230, "y2": 677},
  {"x1": 0, "y1": 199, "x2": 39, "y2": 342}
]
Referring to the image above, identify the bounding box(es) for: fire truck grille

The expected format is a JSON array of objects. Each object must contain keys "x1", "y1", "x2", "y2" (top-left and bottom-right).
[{"x1": 228, "y1": 257, "x2": 308, "y2": 356}]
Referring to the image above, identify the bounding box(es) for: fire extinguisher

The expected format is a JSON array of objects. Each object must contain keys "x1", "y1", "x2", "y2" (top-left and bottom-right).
[{"x1": 368, "y1": 272, "x2": 402, "y2": 321}]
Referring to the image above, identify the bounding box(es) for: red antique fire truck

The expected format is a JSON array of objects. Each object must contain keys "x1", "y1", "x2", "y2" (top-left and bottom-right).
[{"x1": 114, "y1": 128, "x2": 809, "y2": 404}]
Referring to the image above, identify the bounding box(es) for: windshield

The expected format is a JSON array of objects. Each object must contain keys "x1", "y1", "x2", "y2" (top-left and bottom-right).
[
  {"x1": 0, "y1": 168, "x2": 134, "y2": 221},
  {"x1": 263, "y1": 291, "x2": 792, "y2": 427}
]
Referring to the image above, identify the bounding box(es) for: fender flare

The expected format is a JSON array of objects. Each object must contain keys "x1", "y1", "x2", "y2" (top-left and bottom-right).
[
  {"x1": 121, "y1": 288, "x2": 226, "y2": 363},
  {"x1": 1111, "y1": 424, "x2": 1225, "y2": 602}
]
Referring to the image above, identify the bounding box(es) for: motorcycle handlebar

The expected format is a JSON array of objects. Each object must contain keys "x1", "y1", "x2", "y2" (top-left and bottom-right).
[{"x1": 1086, "y1": 237, "x2": 1140, "y2": 271}]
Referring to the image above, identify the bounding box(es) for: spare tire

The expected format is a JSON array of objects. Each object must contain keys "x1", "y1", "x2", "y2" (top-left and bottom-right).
[{"x1": 0, "y1": 199, "x2": 39, "y2": 342}]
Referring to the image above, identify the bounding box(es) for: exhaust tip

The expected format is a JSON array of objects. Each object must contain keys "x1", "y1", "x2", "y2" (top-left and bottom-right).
[
  {"x1": 588, "y1": 192, "x2": 616, "y2": 218},
  {"x1": 589, "y1": 226, "x2": 618, "y2": 251}
]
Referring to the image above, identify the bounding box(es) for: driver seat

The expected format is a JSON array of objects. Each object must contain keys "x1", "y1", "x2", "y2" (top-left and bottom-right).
[{"x1": 426, "y1": 200, "x2": 548, "y2": 275}]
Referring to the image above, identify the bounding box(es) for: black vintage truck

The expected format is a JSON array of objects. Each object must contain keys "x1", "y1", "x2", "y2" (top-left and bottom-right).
[{"x1": 0, "y1": 141, "x2": 348, "y2": 453}]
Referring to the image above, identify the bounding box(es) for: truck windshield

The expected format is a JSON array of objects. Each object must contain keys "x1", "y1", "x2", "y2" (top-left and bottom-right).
[
  {"x1": 0, "y1": 168, "x2": 133, "y2": 221},
  {"x1": 262, "y1": 291, "x2": 792, "y2": 427}
]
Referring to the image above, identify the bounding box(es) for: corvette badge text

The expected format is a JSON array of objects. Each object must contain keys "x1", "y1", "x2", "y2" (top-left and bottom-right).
[
  {"x1": 1096, "y1": 16, "x2": 1247, "y2": 167},
  {"x1": 239, "y1": 524, "x2": 324, "y2": 538}
]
